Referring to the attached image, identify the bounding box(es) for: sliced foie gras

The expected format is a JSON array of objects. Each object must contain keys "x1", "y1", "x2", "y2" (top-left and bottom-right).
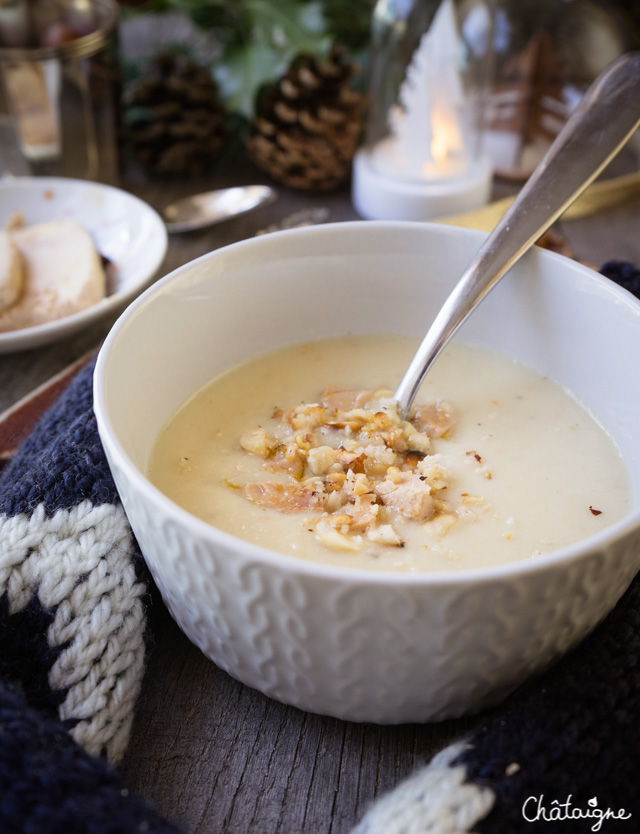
[{"x1": 0, "y1": 219, "x2": 106, "y2": 332}]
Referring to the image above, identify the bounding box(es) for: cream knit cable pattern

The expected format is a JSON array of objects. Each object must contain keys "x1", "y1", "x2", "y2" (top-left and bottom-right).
[
  {"x1": 351, "y1": 743, "x2": 494, "y2": 834},
  {"x1": 0, "y1": 501, "x2": 146, "y2": 762},
  {"x1": 0, "y1": 359, "x2": 184, "y2": 832}
]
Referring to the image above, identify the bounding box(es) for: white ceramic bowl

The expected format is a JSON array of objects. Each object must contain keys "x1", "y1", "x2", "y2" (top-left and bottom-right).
[
  {"x1": 0, "y1": 177, "x2": 167, "y2": 353},
  {"x1": 94, "y1": 222, "x2": 640, "y2": 724}
]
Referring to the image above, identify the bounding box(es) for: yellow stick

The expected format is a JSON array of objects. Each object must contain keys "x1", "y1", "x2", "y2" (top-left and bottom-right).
[{"x1": 438, "y1": 170, "x2": 640, "y2": 231}]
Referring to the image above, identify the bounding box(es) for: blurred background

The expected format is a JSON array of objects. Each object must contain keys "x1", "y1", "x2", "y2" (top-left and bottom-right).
[{"x1": 0, "y1": 0, "x2": 638, "y2": 192}]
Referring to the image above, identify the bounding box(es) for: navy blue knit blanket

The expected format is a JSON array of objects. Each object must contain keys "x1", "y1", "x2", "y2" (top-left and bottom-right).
[{"x1": 1, "y1": 261, "x2": 638, "y2": 834}]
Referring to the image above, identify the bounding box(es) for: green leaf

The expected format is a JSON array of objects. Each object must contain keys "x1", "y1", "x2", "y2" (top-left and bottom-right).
[
  {"x1": 121, "y1": 105, "x2": 157, "y2": 125},
  {"x1": 131, "y1": 0, "x2": 250, "y2": 43},
  {"x1": 246, "y1": 0, "x2": 327, "y2": 52},
  {"x1": 322, "y1": 0, "x2": 374, "y2": 50},
  {"x1": 212, "y1": 0, "x2": 332, "y2": 117},
  {"x1": 214, "y1": 41, "x2": 291, "y2": 117},
  {"x1": 124, "y1": 0, "x2": 372, "y2": 118}
]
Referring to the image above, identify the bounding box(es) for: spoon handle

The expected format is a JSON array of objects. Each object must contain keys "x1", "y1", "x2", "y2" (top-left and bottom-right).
[{"x1": 394, "y1": 51, "x2": 640, "y2": 416}]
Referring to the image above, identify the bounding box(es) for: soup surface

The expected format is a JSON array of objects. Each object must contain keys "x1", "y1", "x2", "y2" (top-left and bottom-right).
[{"x1": 148, "y1": 336, "x2": 629, "y2": 572}]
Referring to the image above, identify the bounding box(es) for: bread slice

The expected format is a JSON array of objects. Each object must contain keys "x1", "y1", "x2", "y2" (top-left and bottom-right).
[
  {"x1": 0, "y1": 229, "x2": 25, "y2": 312},
  {"x1": 0, "y1": 218, "x2": 106, "y2": 333}
]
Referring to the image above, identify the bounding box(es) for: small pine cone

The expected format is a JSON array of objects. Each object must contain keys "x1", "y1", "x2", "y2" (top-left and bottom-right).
[
  {"x1": 247, "y1": 47, "x2": 365, "y2": 191},
  {"x1": 124, "y1": 52, "x2": 227, "y2": 177}
]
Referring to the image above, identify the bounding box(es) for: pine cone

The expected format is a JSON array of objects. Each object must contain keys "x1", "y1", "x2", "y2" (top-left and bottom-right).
[
  {"x1": 124, "y1": 52, "x2": 227, "y2": 177},
  {"x1": 247, "y1": 47, "x2": 365, "y2": 191}
]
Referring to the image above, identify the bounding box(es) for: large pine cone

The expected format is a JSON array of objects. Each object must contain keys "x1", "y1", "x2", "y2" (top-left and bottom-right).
[
  {"x1": 247, "y1": 48, "x2": 365, "y2": 191},
  {"x1": 124, "y1": 52, "x2": 227, "y2": 177}
]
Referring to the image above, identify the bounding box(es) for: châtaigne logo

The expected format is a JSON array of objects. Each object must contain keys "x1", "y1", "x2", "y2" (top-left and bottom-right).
[{"x1": 522, "y1": 795, "x2": 632, "y2": 831}]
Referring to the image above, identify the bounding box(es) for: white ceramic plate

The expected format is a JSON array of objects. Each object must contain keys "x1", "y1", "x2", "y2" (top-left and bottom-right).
[{"x1": 0, "y1": 177, "x2": 168, "y2": 353}]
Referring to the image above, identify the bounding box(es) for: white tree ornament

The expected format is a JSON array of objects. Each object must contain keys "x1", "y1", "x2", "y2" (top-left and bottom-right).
[{"x1": 385, "y1": 0, "x2": 471, "y2": 180}]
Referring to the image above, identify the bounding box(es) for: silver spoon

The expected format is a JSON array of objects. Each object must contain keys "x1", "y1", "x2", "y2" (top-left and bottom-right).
[
  {"x1": 394, "y1": 51, "x2": 640, "y2": 418},
  {"x1": 163, "y1": 184, "x2": 277, "y2": 233}
]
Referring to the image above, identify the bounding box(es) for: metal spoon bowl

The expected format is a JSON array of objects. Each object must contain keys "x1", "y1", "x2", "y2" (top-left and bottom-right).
[
  {"x1": 394, "y1": 51, "x2": 640, "y2": 417},
  {"x1": 163, "y1": 185, "x2": 277, "y2": 233}
]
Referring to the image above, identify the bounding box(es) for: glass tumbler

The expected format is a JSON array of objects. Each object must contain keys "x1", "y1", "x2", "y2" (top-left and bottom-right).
[{"x1": 0, "y1": 0, "x2": 120, "y2": 183}]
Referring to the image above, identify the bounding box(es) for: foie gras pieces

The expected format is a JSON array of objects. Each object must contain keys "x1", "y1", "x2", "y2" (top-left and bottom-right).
[
  {"x1": 0, "y1": 230, "x2": 24, "y2": 312},
  {"x1": 0, "y1": 218, "x2": 106, "y2": 333}
]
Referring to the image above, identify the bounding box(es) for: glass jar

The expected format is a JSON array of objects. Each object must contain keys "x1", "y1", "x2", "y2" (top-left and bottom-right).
[
  {"x1": 485, "y1": 0, "x2": 640, "y2": 181},
  {"x1": 352, "y1": 0, "x2": 496, "y2": 220},
  {"x1": 0, "y1": 0, "x2": 120, "y2": 183}
]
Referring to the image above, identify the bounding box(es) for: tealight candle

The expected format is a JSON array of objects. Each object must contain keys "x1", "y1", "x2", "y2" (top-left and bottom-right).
[{"x1": 352, "y1": 0, "x2": 494, "y2": 221}]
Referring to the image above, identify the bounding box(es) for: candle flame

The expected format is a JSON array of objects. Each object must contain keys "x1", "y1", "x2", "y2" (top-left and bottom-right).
[
  {"x1": 430, "y1": 111, "x2": 464, "y2": 165},
  {"x1": 425, "y1": 107, "x2": 466, "y2": 176}
]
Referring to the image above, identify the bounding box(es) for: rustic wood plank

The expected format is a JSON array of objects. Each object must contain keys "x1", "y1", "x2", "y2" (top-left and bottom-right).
[{"x1": 120, "y1": 609, "x2": 479, "y2": 834}]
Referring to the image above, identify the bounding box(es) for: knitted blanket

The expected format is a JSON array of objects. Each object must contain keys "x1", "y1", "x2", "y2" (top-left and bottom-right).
[{"x1": 1, "y1": 261, "x2": 638, "y2": 834}]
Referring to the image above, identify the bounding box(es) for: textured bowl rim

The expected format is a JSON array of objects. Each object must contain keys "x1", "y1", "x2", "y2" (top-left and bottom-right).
[{"x1": 94, "y1": 220, "x2": 640, "y2": 587}]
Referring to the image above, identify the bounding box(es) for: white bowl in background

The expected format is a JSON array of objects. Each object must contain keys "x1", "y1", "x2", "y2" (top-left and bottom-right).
[
  {"x1": 94, "y1": 222, "x2": 640, "y2": 724},
  {"x1": 0, "y1": 176, "x2": 167, "y2": 353}
]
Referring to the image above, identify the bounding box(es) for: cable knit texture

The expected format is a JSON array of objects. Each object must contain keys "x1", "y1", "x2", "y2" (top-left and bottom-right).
[
  {"x1": 351, "y1": 743, "x2": 495, "y2": 834},
  {"x1": 0, "y1": 262, "x2": 638, "y2": 833},
  {"x1": 0, "y1": 360, "x2": 181, "y2": 833}
]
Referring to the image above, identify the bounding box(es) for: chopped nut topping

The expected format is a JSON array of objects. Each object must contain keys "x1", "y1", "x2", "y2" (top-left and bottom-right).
[
  {"x1": 367, "y1": 523, "x2": 403, "y2": 547},
  {"x1": 240, "y1": 386, "x2": 458, "y2": 551},
  {"x1": 264, "y1": 442, "x2": 306, "y2": 479},
  {"x1": 423, "y1": 514, "x2": 457, "y2": 537},
  {"x1": 461, "y1": 494, "x2": 488, "y2": 506},
  {"x1": 374, "y1": 469, "x2": 435, "y2": 521},
  {"x1": 240, "y1": 427, "x2": 276, "y2": 457}
]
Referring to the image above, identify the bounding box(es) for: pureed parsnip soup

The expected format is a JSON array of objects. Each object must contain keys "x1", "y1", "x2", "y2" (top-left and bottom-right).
[{"x1": 148, "y1": 336, "x2": 630, "y2": 573}]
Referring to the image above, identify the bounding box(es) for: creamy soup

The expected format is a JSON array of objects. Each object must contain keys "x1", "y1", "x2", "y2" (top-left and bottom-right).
[{"x1": 148, "y1": 336, "x2": 629, "y2": 573}]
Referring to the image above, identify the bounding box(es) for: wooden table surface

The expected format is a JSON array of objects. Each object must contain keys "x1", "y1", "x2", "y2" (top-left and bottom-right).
[{"x1": 1, "y1": 159, "x2": 639, "y2": 834}]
